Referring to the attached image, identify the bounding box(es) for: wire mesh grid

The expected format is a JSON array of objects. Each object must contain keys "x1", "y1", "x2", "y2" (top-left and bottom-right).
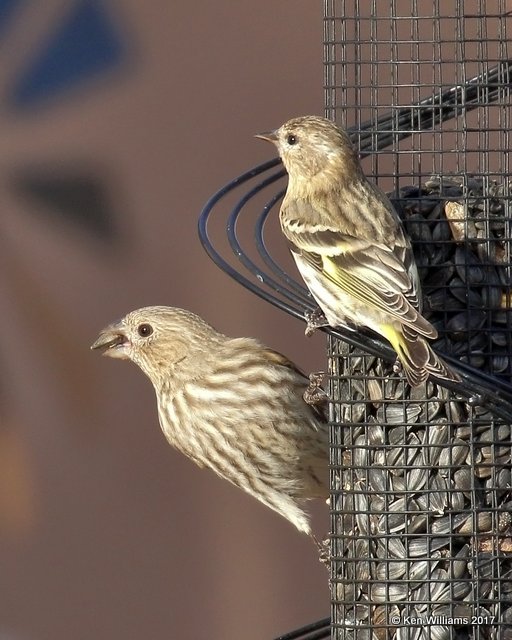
[
  {"x1": 325, "y1": 2, "x2": 512, "y2": 639},
  {"x1": 198, "y1": 3, "x2": 512, "y2": 640}
]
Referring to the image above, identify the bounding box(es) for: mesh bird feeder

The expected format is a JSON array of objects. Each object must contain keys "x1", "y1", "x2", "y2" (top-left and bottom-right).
[{"x1": 199, "y1": 2, "x2": 512, "y2": 639}]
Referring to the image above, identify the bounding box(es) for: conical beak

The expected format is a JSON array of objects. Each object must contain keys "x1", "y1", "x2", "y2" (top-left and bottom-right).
[
  {"x1": 90, "y1": 323, "x2": 128, "y2": 358},
  {"x1": 255, "y1": 130, "x2": 278, "y2": 143}
]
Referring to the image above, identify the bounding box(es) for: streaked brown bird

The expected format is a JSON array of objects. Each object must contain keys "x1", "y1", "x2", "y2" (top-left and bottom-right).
[
  {"x1": 256, "y1": 115, "x2": 460, "y2": 387},
  {"x1": 91, "y1": 306, "x2": 328, "y2": 538}
]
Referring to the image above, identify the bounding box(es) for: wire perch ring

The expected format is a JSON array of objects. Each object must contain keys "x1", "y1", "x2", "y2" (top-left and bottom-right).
[{"x1": 199, "y1": 61, "x2": 512, "y2": 426}]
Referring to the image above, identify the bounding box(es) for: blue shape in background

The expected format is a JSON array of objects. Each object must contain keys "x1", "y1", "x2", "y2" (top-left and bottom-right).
[
  {"x1": 12, "y1": 0, "x2": 124, "y2": 108},
  {"x1": 0, "y1": 0, "x2": 23, "y2": 35}
]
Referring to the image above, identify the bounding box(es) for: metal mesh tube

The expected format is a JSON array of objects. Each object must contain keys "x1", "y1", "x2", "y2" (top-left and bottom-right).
[{"x1": 324, "y1": 2, "x2": 512, "y2": 639}]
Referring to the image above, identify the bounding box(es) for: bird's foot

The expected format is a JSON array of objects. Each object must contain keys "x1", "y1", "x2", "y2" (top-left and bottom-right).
[
  {"x1": 393, "y1": 358, "x2": 403, "y2": 375},
  {"x1": 312, "y1": 535, "x2": 331, "y2": 566},
  {"x1": 303, "y1": 371, "x2": 329, "y2": 407},
  {"x1": 304, "y1": 308, "x2": 329, "y2": 336}
]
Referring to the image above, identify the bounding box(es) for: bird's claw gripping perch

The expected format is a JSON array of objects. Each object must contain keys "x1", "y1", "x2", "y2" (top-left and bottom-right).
[
  {"x1": 304, "y1": 308, "x2": 329, "y2": 336},
  {"x1": 393, "y1": 358, "x2": 403, "y2": 375},
  {"x1": 303, "y1": 371, "x2": 329, "y2": 407},
  {"x1": 313, "y1": 535, "x2": 331, "y2": 566}
]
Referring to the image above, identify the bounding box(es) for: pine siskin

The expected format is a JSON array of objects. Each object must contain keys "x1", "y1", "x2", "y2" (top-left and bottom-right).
[
  {"x1": 91, "y1": 306, "x2": 328, "y2": 537},
  {"x1": 256, "y1": 115, "x2": 460, "y2": 387}
]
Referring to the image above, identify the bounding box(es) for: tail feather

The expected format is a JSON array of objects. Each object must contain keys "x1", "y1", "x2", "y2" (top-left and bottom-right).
[
  {"x1": 384, "y1": 324, "x2": 461, "y2": 387},
  {"x1": 424, "y1": 343, "x2": 461, "y2": 385}
]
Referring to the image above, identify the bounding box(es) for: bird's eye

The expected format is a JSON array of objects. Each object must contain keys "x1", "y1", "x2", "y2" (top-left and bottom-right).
[
  {"x1": 137, "y1": 323, "x2": 153, "y2": 337},
  {"x1": 286, "y1": 134, "x2": 297, "y2": 145}
]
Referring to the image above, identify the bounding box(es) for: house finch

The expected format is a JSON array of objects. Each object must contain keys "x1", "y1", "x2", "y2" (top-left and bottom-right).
[
  {"x1": 91, "y1": 306, "x2": 328, "y2": 538},
  {"x1": 256, "y1": 115, "x2": 460, "y2": 387}
]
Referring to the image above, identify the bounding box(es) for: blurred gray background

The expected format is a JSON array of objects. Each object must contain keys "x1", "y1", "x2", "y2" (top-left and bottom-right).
[{"x1": 0, "y1": 2, "x2": 328, "y2": 639}]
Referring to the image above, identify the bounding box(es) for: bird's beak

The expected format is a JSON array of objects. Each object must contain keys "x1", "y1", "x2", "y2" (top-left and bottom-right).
[
  {"x1": 255, "y1": 130, "x2": 278, "y2": 144},
  {"x1": 91, "y1": 323, "x2": 129, "y2": 359}
]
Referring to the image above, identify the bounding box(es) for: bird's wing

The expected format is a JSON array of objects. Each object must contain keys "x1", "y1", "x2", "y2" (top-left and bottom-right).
[
  {"x1": 260, "y1": 347, "x2": 328, "y2": 423},
  {"x1": 282, "y1": 213, "x2": 436, "y2": 338},
  {"x1": 260, "y1": 347, "x2": 307, "y2": 377}
]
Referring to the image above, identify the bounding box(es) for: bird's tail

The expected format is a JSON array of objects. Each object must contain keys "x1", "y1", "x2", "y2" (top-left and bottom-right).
[{"x1": 382, "y1": 324, "x2": 461, "y2": 387}]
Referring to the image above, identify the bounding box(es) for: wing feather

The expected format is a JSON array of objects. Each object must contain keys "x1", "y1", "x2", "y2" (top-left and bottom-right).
[{"x1": 281, "y1": 200, "x2": 436, "y2": 339}]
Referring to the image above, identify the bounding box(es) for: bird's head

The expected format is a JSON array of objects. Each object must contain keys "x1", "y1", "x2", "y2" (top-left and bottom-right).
[
  {"x1": 91, "y1": 306, "x2": 224, "y2": 387},
  {"x1": 256, "y1": 115, "x2": 360, "y2": 186}
]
